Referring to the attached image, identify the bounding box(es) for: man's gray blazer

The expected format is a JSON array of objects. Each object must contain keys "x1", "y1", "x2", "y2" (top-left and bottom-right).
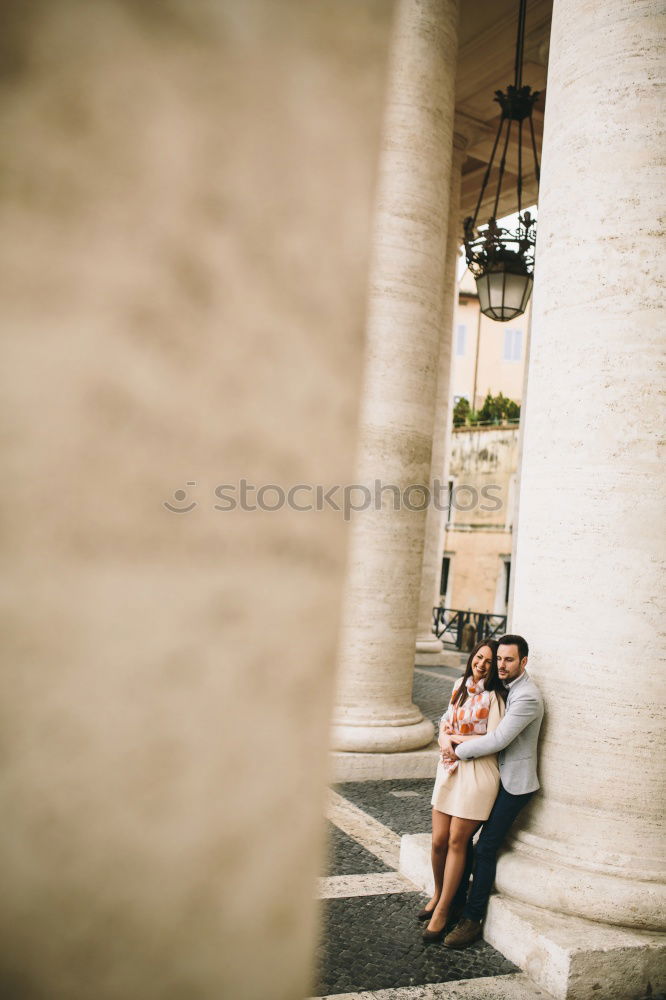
[{"x1": 455, "y1": 671, "x2": 544, "y2": 795}]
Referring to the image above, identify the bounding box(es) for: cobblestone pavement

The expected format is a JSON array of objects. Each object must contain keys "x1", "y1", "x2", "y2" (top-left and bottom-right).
[
  {"x1": 323, "y1": 822, "x2": 393, "y2": 877},
  {"x1": 412, "y1": 668, "x2": 457, "y2": 732},
  {"x1": 315, "y1": 891, "x2": 516, "y2": 996},
  {"x1": 335, "y1": 779, "x2": 435, "y2": 835},
  {"x1": 312, "y1": 664, "x2": 525, "y2": 997},
  {"x1": 314, "y1": 778, "x2": 517, "y2": 996}
]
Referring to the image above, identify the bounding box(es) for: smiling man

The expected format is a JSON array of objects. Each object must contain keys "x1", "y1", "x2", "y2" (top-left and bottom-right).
[{"x1": 440, "y1": 633, "x2": 544, "y2": 949}]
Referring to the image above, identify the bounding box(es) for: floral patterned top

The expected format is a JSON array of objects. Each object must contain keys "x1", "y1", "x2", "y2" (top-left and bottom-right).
[{"x1": 440, "y1": 675, "x2": 493, "y2": 773}]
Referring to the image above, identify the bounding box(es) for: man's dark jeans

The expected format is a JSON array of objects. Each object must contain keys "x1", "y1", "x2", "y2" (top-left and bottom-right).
[{"x1": 452, "y1": 782, "x2": 534, "y2": 922}]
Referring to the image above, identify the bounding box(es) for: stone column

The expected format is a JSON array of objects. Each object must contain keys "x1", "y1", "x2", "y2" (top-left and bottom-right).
[
  {"x1": 415, "y1": 136, "x2": 466, "y2": 655},
  {"x1": 331, "y1": 0, "x2": 459, "y2": 753},
  {"x1": 497, "y1": 0, "x2": 666, "y2": 930}
]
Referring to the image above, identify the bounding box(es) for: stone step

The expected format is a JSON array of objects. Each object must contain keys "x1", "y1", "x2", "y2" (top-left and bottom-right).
[
  {"x1": 398, "y1": 832, "x2": 434, "y2": 894},
  {"x1": 311, "y1": 971, "x2": 555, "y2": 999},
  {"x1": 398, "y1": 832, "x2": 666, "y2": 1000}
]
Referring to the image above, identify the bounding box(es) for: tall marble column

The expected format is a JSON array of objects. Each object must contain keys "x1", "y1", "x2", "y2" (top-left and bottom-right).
[
  {"x1": 497, "y1": 0, "x2": 666, "y2": 929},
  {"x1": 415, "y1": 136, "x2": 466, "y2": 655},
  {"x1": 331, "y1": 0, "x2": 459, "y2": 753}
]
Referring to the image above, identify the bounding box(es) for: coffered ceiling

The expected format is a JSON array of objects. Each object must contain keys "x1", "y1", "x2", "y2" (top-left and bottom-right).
[{"x1": 456, "y1": 0, "x2": 553, "y2": 226}]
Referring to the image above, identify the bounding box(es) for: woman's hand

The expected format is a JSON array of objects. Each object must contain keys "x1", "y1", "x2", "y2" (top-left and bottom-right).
[
  {"x1": 438, "y1": 720, "x2": 454, "y2": 740},
  {"x1": 438, "y1": 730, "x2": 453, "y2": 751}
]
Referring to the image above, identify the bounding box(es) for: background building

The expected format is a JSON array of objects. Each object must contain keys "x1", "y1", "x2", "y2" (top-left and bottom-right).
[
  {"x1": 442, "y1": 423, "x2": 519, "y2": 615},
  {"x1": 451, "y1": 266, "x2": 530, "y2": 410}
]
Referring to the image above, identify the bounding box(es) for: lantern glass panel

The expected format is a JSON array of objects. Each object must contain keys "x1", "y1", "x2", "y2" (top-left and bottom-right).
[
  {"x1": 475, "y1": 270, "x2": 533, "y2": 322},
  {"x1": 502, "y1": 271, "x2": 532, "y2": 319},
  {"x1": 476, "y1": 273, "x2": 492, "y2": 316}
]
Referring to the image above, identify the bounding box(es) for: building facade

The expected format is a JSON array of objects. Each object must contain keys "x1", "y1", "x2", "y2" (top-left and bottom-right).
[
  {"x1": 442, "y1": 423, "x2": 519, "y2": 615},
  {"x1": 451, "y1": 267, "x2": 530, "y2": 410}
]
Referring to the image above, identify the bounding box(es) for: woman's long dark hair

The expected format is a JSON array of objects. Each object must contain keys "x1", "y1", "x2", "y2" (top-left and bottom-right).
[{"x1": 451, "y1": 637, "x2": 505, "y2": 709}]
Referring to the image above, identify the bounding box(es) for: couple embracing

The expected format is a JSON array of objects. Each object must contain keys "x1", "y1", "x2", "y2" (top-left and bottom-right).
[{"x1": 419, "y1": 634, "x2": 544, "y2": 948}]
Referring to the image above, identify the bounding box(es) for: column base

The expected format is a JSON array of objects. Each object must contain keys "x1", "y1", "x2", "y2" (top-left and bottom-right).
[
  {"x1": 415, "y1": 635, "x2": 444, "y2": 653},
  {"x1": 496, "y1": 836, "x2": 666, "y2": 931},
  {"x1": 484, "y1": 895, "x2": 666, "y2": 1000},
  {"x1": 330, "y1": 742, "x2": 439, "y2": 781},
  {"x1": 415, "y1": 649, "x2": 468, "y2": 670},
  {"x1": 330, "y1": 713, "x2": 435, "y2": 753}
]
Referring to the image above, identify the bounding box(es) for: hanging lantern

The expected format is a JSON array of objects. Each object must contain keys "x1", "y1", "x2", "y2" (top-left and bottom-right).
[{"x1": 463, "y1": 0, "x2": 541, "y2": 322}]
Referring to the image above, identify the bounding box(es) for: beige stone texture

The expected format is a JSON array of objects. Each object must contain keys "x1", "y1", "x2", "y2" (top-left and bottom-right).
[
  {"x1": 501, "y1": 0, "x2": 666, "y2": 931},
  {"x1": 485, "y1": 896, "x2": 666, "y2": 1000},
  {"x1": 398, "y1": 832, "x2": 435, "y2": 895},
  {"x1": 332, "y1": 0, "x2": 460, "y2": 753},
  {"x1": 318, "y1": 872, "x2": 415, "y2": 899},
  {"x1": 415, "y1": 142, "x2": 465, "y2": 654},
  {"x1": 0, "y1": 1, "x2": 391, "y2": 997},
  {"x1": 330, "y1": 743, "x2": 440, "y2": 782},
  {"x1": 311, "y1": 974, "x2": 553, "y2": 1000}
]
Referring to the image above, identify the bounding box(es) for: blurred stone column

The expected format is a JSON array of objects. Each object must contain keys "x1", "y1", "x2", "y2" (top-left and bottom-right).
[
  {"x1": 496, "y1": 0, "x2": 666, "y2": 931},
  {"x1": 415, "y1": 135, "x2": 466, "y2": 655},
  {"x1": 331, "y1": 0, "x2": 459, "y2": 753},
  {"x1": 0, "y1": 2, "x2": 393, "y2": 998}
]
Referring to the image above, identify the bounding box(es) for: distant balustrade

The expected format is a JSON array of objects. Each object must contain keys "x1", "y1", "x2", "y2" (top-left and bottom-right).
[{"x1": 432, "y1": 606, "x2": 508, "y2": 650}]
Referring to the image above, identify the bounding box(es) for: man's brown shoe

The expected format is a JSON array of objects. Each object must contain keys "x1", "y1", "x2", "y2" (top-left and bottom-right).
[{"x1": 443, "y1": 917, "x2": 482, "y2": 949}]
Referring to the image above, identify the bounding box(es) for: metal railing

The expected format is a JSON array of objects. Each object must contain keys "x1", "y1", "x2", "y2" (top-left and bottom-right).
[
  {"x1": 453, "y1": 418, "x2": 520, "y2": 428},
  {"x1": 432, "y1": 607, "x2": 508, "y2": 650}
]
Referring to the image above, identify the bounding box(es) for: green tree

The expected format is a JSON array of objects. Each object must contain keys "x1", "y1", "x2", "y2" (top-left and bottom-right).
[
  {"x1": 453, "y1": 397, "x2": 471, "y2": 426},
  {"x1": 477, "y1": 391, "x2": 520, "y2": 423}
]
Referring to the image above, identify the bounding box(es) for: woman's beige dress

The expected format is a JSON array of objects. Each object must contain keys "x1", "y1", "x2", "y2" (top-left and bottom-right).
[{"x1": 430, "y1": 690, "x2": 505, "y2": 821}]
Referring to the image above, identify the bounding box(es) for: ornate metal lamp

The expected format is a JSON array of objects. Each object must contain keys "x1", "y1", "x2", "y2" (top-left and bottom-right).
[{"x1": 463, "y1": 0, "x2": 541, "y2": 322}]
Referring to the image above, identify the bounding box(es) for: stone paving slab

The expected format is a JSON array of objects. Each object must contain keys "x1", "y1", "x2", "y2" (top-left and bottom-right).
[
  {"x1": 334, "y1": 779, "x2": 435, "y2": 836},
  {"x1": 312, "y1": 892, "x2": 517, "y2": 997},
  {"x1": 312, "y1": 981, "x2": 665, "y2": 1000},
  {"x1": 327, "y1": 789, "x2": 401, "y2": 868},
  {"x1": 320, "y1": 872, "x2": 416, "y2": 900},
  {"x1": 325, "y1": 822, "x2": 393, "y2": 877},
  {"x1": 310, "y1": 971, "x2": 553, "y2": 999}
]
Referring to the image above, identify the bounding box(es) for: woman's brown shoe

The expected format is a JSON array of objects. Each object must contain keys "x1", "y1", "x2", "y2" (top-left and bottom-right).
[
  {"x1": 422, "y1": 923, "x2": 447, "y2": 943},
  {"x1": 422, "y1": 911, "x2": 449, "y2": 943},
  {"x1": 443, "y1": 917, "x2": 482, "y2": 949},
  {"x1": 416, "y1": 907, "x2": 436, "y2": 922}
]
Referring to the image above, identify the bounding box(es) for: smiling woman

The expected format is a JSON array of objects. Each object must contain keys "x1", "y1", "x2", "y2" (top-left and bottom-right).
[{"x1": 418, "y1": 638, "x2": 506, "y2": 941}]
